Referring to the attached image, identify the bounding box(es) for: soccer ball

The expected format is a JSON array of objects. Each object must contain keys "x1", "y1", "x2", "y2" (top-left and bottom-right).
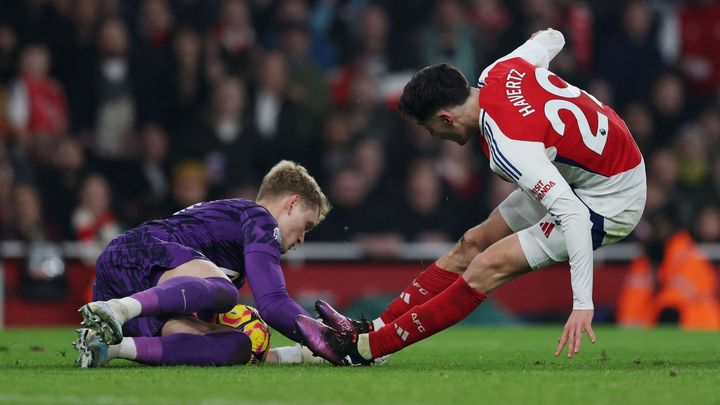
[{"x1": 213, "y1": 304, "x2": 271, "y2": 364}]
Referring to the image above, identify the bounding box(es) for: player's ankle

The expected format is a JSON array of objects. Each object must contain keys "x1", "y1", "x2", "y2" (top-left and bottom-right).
[
  {"x1": 357, "y1": 333, "x2": 373, "y2": 360},
  {"x1": 106, "y1": 297, "x2": 141, "y2": 323},
  {"x1": 109, "y1": 337, "x2": 137, "y2": 360}
]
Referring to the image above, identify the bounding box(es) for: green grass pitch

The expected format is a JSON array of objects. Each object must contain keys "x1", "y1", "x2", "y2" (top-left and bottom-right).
[{"x1": 1, "y1": 326, "x2": 718, "y2": 404}]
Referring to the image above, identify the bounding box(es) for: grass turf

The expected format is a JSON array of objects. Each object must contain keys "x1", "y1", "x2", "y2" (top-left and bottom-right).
[{"x1": 0, "y1": 326, "x2": 718, "y2": 405}]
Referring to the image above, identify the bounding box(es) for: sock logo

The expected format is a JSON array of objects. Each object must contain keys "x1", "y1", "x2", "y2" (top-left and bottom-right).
[
  {"x1": 395, "y1": 324, "x2": 409, "y2": 341},
  {"x1": 180, "y1": 288, "x2": 187, "y2": 312},
  {"x1": 412, "y1": 281, "x2": 429, "y2": 295},
  {"x1": 411, "y1": 312, "x2": 425, "y2": 333},
  {"x1": 539, "y1": 221, "x2": 555, "y2": 238},
  {"x1": 400, "y1": 292, "x2": 411, "y2": 304}
]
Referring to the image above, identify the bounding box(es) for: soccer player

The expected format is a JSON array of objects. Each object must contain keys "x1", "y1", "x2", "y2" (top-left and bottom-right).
[
  {"x1": 74, "y1": 160, "x2": 331, "y2": 367},
  {"x1": 295, "y1": 28, "x2": 647, "y2": 365}
]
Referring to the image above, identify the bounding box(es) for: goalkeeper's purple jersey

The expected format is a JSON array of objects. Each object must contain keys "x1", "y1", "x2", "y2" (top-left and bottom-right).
[
  {"x1": 96, "y1": 198, "x2": 310, "y2": 341},
  {"x1": 145, "y1": 199, "x2": 282, "y2": 285}
]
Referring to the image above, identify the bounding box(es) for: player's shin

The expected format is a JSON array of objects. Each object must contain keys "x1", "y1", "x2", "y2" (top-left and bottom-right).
[
  {"x1": 107, "y1": 338, "x2": 138, "y2": 360},
  {"x1": 132, "y1": 332, "x2": 252, "y2": 366},
  {"x1": 364, "y1": 277, "x2": 486, "y2": 359},
  {"x1": 130, "y1": 276, "x2": 239, "y2": 317},
  {"x1": 377, "y1": 263, "x2": 460, "y2": 326}
]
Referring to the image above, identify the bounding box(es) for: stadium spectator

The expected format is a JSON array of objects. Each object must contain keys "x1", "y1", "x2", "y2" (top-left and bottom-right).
[
  {"x1": 5, "y1": 181, "x2": 66, "y2": 300},
  {"x1": 72, "y1": 174, "x2": 121, "y2": 248},
  {"x1": 0, "y1": 144, "x2": 12, "y2": 230},
  {"x1": 436, "y1": 141, "x2": 490, "y2": 229},
  {"x1": 310, "y1": 166, "x2": 371, "y2": 242},
  {"x1": 395, "y1": 158, "x2": 458, "y2": 242},
  {"x1": 0, "y1": 22, "x2": 19, "y2": 84},
  {"x1": 317, "y1": 108, "x2": 354, "y2": 183},
  {"x1": 420, "y1": 0, "x2": 483, "y2": 81},
  {"x1": 650, "y1": 72, "x2": 689, "y2": 146},
  {"x1": 617, "y1": 209, "x2": 720, "y2": 331},
  {"x1": 162, "y1": 160, "x2": 210, "y2": 215},
  {"x1": 332, "y1": 4, "x2": 417, "y2": 106},
  {"x1": 174, "y1": 76, "x2": 260, "y2": 195},
  {"x1": 596, "y1": 0, "x2": 664, "y2": 107},
  {"x1": 119, "y1": 122, "x2": 171, "y2": 224},
  {"x1": 351, "y1": 136, "x2": 396, "y2": 203},
  {"x1": 132, "y1": 0, "x2": 175, "y2": 127},
  {"x1": 36, "y1": 136, "x2": 88, "y2": 239},
  {"x1": 622, "y1": 102, "x2": 655, "y2": 153},
  {"x1": 343, "y1": 68, "x2": 396, "y2": 143},
  {"x1": 209, "y1": 0, "x2": 257, "y2": 80},
  {"x1": 278, "y1": 23, "x2": 330, "y2": 145},
  {"x1": 93, "y1": 18, "x2": 136, "y2": 158},
  {"x1": 675, "y1": 125, "x2": 710, "y2": 192},
  {"x1": 169, "y1": 26, "x2": 208, "y2": 128},
  {"x1": 310, "y1": 165, "x2": 401, "y2": 256},
  {"x1": 6, "y1": 44, "x2": 68, "y2": 156},
  {"x1": 692, "y1": 205, "x2": 720, "y2": 243},
  {"x1": 50, "y1": 0, "x2": 101, "y2": 121},
  {"x1": 2, "y1": 181, "x2": 61, "y2": 242},
  {"x1": 677, "y1": 0, "x2": 720, "y2": 98},
  {"x1": 248, "y1": 51, "x2": 301, "y2": 170},
  {"x1": 467, "y1": 0, "x2": 511, "y2": 44}
]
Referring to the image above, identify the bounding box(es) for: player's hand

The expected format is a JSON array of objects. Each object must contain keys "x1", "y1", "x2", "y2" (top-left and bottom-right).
[{"x1": 554, "y1": 309, "x2": 596, "y2": 358}]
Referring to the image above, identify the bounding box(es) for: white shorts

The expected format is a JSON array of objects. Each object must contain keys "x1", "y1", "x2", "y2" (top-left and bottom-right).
[{"x1": 498, "y1": 188, "x2": 645, "y2": 270}]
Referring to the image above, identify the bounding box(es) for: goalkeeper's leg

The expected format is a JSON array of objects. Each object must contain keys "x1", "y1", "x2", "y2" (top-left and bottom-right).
[
  {"x1": 82, "y1": 317, "x2": 253, "y2": 366},
  {"x1": 107, "y1": 331, "x2": 252, "y2": 366},
  {"x1": 81, "y1": 260, "x2": 238, "y2": 344}
]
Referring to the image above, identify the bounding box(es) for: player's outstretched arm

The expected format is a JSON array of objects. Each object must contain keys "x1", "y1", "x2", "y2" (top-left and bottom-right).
[
  {"x1": 555, "y1": 309, "x2": 596, "y2": 358},
  {"x1": 244, "y1": 251, "x2": 311, "y2": 342},
  {"x1": 478, "y1": 28, "x2": 565, "y2": 84}
]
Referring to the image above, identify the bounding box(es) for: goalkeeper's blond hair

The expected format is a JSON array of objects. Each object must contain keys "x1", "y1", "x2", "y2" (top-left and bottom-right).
[{"x1": 257, "y1": 160, "x2": 331, "y2": 222}]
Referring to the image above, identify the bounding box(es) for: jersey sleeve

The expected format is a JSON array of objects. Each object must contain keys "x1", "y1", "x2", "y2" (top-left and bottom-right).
[
  {"x1": 243, "y1": 251, "x2": 310, "y2": 342},
  {"x1": 241, "y1": 206, "x2": 309, "y2": 341},
  {"x1": 241, "y1": 206, "x2": 283, "y2": 257},
  {"x1": 482, "y1": 112, "x2": 595, "y2": 310},
  {"x1": 478, "y1": 28, "x2": 565, "y2": 85}
]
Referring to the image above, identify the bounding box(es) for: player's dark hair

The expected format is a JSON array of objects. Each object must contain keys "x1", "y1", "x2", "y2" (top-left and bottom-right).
[{"x1": 398, "y1": 64, "x2": 470, "y2": 122}]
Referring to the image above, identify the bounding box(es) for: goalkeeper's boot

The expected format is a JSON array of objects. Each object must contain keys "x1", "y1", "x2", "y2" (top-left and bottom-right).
[
  {"x1": 78, "y1": 301, "x2": 124, "y2": 345},
  {"x1": 74, "y1": 328, "x2": 110, "y2": 368},
  {"x1": 294, "y1": 315, "x2": 374, "y2": 366},
  {"x1": 315, "y1": 300, "x2": 390, "y2": 365},
  {"x1": 315, "y1": 300, "x2": 373, "y2": 335}
]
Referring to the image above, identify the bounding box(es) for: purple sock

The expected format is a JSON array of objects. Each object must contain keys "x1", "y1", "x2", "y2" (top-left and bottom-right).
[
  {"x1": 131, "y1": 276, "x2": 238, "y2": 317},
  {"x1": 133, "y1": 332, "x2": 251, "y2": 366}
]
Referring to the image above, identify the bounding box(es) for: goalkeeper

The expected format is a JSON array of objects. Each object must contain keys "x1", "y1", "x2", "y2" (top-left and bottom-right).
[{"x1": 73, "y1": 161, "x2": 330, "y2": 367}]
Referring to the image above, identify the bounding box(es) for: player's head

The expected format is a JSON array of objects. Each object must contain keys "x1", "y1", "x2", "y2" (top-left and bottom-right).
[
  {"x1": 398, "y1": 63, "x2": 475, "y2": 145},
  {"x1": 257, "y1": 160, "x2": 331, "y2": 253}
]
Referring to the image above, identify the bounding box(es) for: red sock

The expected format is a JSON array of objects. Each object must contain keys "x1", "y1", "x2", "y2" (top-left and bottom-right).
[
  {"x1": 369, "y1": 277, "x2": 486, "y2": 358},
  {"x1": 379, "y1": 263, "x2": 460, "y2": 324}
]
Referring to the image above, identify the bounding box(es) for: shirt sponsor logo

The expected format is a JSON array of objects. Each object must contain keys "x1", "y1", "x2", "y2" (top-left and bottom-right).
[{"x1": 532, "y1": 180, "x2": 556, "y2": 200}]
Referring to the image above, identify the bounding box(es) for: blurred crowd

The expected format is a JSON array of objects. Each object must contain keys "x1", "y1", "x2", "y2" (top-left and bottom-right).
[{"x1": 0, "y1": 0, "x2": 720, "y2": 253}]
